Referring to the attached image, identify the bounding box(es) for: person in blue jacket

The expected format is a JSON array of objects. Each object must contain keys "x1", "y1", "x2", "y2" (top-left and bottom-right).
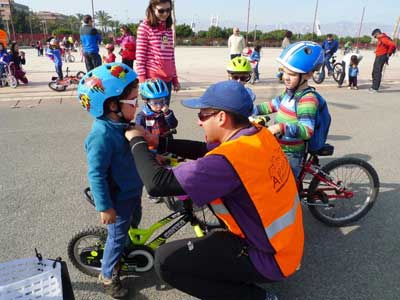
[
  {"x1": 46, "y1": 39, "x2": 63, "y2": 80},
  {"x1": 80, "y1": 15, "x2": 102, "y2": 72},
  {"x1": 321, "y1": 34, "x2": 339, "y2": 75},
  {"x1": 77, "y1": 63, "x2": 143, "y2": 299}
]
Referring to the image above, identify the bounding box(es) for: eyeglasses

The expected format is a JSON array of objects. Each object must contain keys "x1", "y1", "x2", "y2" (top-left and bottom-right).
[
  {"x1": 197, "y1": 110, "x2": 220, "y2": 122},
  {"x1": 148, "y1": 99, "x2": 166, "y2": 106},
  {"x1": 156, "y1": 7, "x2": 171, "y2": 14},
  {"x1": 120, "y1": 98, "x2": 138, "y2": 106},
  {"x1": 231, "y1": 74, "x2": 251, "y2": 82}
]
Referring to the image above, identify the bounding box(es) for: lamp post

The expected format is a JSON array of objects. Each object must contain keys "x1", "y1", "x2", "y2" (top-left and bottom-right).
[
  {"x1": 355, "y1": 6, "x2": 366, "y2": 49},
  {"x1": 245, "y1": 0, "x2": 251, "y2": 45},
  {"x1": 7, "y1": 0, "x2": 16, "y2": 41},
  {"x1": 312, "y1": 0, "x2": 319, "y2": 41},
  {"x1": 91, "y1": 0, "x2": 95, "y2": 26}
]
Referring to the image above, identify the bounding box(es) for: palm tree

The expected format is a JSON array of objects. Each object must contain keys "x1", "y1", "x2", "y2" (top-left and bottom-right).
[
  {"x1": 95, "y1": 10, "x2": 112, "y2": 34},
  {"x1": 67, "y1": 15, "x2": 80, "y2": 32},
  {"x1": 108, "y1": 20, "x2": 121, "y2": 36}
]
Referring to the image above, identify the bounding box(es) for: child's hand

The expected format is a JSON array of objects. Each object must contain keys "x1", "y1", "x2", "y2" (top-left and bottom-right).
[
  {"x1": 173, "y1": 82, "x2": 181, "y2": 92},
  {"x1": 161, "y1": 104, "x2": 169, "y2": 113},
  {"x1": 268, "y1": 124, "x2": 282, "y2": 136},
  {"x1": 100, "y1": 208, "x2": 116, "y2": 224},
  {"x1": 155, "y1": 154, "x2": 166, "y2": 165}
]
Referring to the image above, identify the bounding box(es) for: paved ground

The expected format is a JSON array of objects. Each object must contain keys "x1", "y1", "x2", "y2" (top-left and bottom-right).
[{"x1": 1, "y1": 47, "x2": 400, "y2": 300}]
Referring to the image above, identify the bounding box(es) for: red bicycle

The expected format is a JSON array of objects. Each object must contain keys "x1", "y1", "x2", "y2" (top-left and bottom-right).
[
  {"x1": 253, "y1": 116, "x2": 380, "y2": 226},
  {"x1": 48, "y1": 67, "x2": 85, "y2": 92}
]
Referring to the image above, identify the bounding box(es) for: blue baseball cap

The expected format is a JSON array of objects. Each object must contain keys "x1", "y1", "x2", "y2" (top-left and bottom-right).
[{"x1": 181, "y1": 81, "x2": 254, "y2": 117}]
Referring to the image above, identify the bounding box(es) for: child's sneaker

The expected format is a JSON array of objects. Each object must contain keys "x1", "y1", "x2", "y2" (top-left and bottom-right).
[
  {"x1": 353, "y1": 86, "x2": 358, "y2": 90},
  {"x1": 348, "y1": 86, "x2": 352, "y2": 89},
  {"x1": 98, "y1": 273, "x2": 128, "y2": 299}
]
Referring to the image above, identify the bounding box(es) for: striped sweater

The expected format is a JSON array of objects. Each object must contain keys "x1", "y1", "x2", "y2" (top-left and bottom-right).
[
  {"x1": 256, "y1": 89, "x2": 318, "y2": 153},
  {"x1": 136, "y1": 20, "x2": 179, "y2": 85}
]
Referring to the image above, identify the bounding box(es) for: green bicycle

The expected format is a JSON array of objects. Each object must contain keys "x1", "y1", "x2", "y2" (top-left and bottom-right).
[{"x1": 67, "y1": 188, "x2": 221, "y2": 277}]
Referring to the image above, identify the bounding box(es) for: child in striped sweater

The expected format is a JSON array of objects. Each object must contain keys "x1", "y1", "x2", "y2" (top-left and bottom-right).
[{"x1": 253, "y1": 41, "x2": 325, "y2": 178}]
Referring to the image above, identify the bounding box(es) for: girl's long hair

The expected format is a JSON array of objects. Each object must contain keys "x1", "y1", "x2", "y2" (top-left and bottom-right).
[{"x1": 145, "y1": 0, "x2": 173, "y2": 28}]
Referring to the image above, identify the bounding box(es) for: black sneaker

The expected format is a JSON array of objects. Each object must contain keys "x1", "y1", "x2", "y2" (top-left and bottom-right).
[{"x1": 98, "y1": 273, "x2": 129, "y2": 299}]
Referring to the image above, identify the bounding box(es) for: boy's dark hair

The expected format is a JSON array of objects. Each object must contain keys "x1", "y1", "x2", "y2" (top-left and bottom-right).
[
  {"x1": 350, "y1": 55, "x2": 359, "y2": 65},
  {"x1": 326, "y1": 33, "x2": 333, "y2": 38},
  {"x1": 103, "y1": 79, "x2": 139, "y2": 114},
  {"x1": 254, "y1": 45, "x2": 262, "y2": 52},
  {"x1": 285, "y1": 30, "x2": 293, "y2": 38},
  {"x1": 225, "y1": 111, "x2": 251, "y2": 127},
  {"x1": 145, "y1": 0, "x2": 173, "y2": 28},
  {"x1": 83, "y1": 15, "x2": 92, "y2": 25}
]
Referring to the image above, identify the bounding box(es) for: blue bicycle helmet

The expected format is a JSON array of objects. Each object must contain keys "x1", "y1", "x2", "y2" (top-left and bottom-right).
[
  {"x1": 140, "y1": 78, "x2": 169, "y2": 100},
  {"x1": 277, "y1": 41, "x2": 324, "y2": 74},
  {"x1": 77, "y1": 63, "x2": 138, "y2": 118}
]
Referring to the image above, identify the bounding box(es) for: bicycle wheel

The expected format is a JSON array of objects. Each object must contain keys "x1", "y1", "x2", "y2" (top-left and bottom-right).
[
  {"x1": 307, "y1": 157, "x2": 379, "y2": 226},
  {"x1": 67, "y1": 226, "x2": 107, "y2": 277},
  {"x1": 332, "y1": 62, "x2": 344, "y2": 83},
  {"x1": 7, "y1": 75, "x2": 18, "y2": 88},
  {"x1": 48, "y1": 81, "x2": 67, "y2": 92},
  {"x1": 312, "y1": 68, "x2": 325, "y2": 84}
]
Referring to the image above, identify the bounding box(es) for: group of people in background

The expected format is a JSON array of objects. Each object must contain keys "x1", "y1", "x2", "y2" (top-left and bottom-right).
[{"x1": 0, "y1": 40, "x2": 28, "y2": 86}]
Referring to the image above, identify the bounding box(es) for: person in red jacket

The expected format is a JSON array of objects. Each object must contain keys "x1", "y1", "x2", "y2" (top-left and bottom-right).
[
  {"x1": 369, "y1": 28, "x2": 396, "y2": 93},
  {"x1": 113, "y1": 25, "x2": 136, "y2": 69}
]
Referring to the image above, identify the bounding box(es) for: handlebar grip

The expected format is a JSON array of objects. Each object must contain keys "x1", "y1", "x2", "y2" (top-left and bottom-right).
[{"x1": 83, "y1": 187, "x2": 95, "y2": 206}]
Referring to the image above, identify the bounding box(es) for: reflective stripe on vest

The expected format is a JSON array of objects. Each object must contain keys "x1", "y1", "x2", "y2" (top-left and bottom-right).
[{"x1": 265, "y1": 195, "x2": 300, "y2": 240}]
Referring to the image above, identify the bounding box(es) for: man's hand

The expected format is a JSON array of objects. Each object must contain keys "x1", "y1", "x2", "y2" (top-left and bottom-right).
[
  {"x1": 125, "y1": 124, "x2": 159, "y2": 148},
  {"x1": 100, "y1": 208, "x2": 116, "y2": 224},
  {"x1": 125, "y1": 124, "x2": 146, "y2": 141}
]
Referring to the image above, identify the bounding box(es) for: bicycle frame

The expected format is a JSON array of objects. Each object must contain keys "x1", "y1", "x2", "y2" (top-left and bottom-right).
[
  {"x1": 127, "y1": 206, "x2": 204, "y2": 250},
  {"x1": 297, "y1": 153, "x2": 354, "y2": 203}
]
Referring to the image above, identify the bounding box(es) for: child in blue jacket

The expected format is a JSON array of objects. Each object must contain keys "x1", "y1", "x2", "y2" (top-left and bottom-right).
[
  {"x1": 46, "y1": 39, "x2": 63, "y2": 80},
  {"x1": 77, "y1": 63, "x2": 144, "y2": 299},
  {"x1": 250, "y1": 45, "x2": 262, "y2": 83}
]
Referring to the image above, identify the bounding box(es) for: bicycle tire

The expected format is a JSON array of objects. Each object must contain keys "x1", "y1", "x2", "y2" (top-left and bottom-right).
[
  {"x1": 307, "y1": 157, "x2": 379, "y2": 226},
  {"x1": 67, "y1": 226, "x2": 107, "y2": 277},
  {"x1": 332, "y1": 62, "x2": 344, "y2": 83},
  {"x1": 48, "y1": 81, "x2": 67, "y2": 92},
  {"x1": 312, "y1": 68, "x2": 325, "y2": 84},
  {"x1": 8, "y1": 75, "x2": 18, "y2": 88}
]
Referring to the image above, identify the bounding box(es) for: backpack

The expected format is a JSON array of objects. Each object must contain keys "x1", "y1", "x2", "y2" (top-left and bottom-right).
[{"x1": 293, "y1": 87, "x2": 331, "y2": 152}]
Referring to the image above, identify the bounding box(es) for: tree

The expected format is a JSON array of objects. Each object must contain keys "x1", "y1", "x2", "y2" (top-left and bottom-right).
[
  {"x1": 175, "y1": 24, "x2": 193, "y2": 38},
  {"x1": 207, "y1": 26, "x2": 223, "y2": 39},
  {"x1": 95, "y1": 10, "x2": 112, "y2": 34}
]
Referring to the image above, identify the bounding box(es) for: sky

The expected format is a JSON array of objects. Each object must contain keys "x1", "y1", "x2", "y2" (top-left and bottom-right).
[{"x1": 19, "y1": 0, "x2": 399, "y2": 30}]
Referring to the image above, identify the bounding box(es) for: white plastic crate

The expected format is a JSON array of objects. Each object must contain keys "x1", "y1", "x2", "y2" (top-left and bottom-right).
[{"x1": 0, "y1": 257, "x2": 63, "y2": 300}]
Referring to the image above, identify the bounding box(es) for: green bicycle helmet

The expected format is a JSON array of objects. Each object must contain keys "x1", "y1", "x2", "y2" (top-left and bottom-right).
[{"x1": 227, "y1": 56, "x2": 252, "y2": 73}]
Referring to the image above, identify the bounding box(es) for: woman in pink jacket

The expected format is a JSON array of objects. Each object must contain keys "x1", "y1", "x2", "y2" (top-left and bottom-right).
[
  {"x1": 114, "y1": 25, "x2": 136, "y2": 69},
  {"x1": 136, "y1": 0, "x2": 180, "y2": 106}
]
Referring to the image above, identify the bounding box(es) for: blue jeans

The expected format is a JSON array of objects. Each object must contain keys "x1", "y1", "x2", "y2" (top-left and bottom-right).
[
  {"x1": 285, "y1": 151, "x2": 304, "y2": 179},
  {"x1": 324, "y1": 55, "x2": 333, "y2": 73},
  {"x1": 101, "y1": 197, "x2": 142, "y2": 278},
  {"x1": 55, "y1": 64, "x2": 63, "y2": 80}
]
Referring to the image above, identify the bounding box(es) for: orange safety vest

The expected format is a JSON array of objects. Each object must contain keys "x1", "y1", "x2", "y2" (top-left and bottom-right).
[{"x1": 206, "y1": 127, "x2": 304, "y2": 277}]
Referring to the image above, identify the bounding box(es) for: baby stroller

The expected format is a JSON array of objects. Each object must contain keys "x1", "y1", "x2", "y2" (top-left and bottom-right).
[{"x1": 0, "y1": 61, "x2": 18, "y2": 88}]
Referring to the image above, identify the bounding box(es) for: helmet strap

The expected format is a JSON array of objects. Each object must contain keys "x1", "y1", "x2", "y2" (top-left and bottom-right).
[{"x1": 288, "y1": 74, "x2": 306, "y2": 98}]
